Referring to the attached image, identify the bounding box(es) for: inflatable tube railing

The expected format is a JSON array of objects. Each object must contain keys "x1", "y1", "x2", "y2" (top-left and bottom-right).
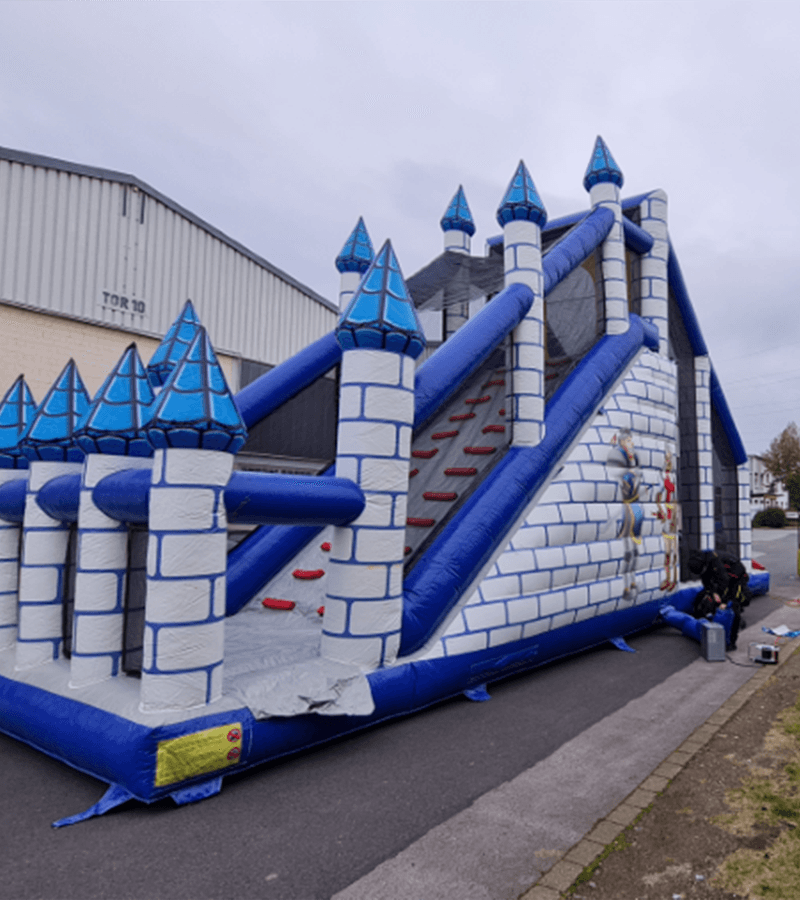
[{"x1": 25, "y1": 469, "x2": 367, "y2": 528}]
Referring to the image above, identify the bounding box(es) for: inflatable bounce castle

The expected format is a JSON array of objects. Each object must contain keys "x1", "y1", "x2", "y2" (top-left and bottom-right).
[{"x1": 0, "y1": 137, "x2": 768, "y2": 824}]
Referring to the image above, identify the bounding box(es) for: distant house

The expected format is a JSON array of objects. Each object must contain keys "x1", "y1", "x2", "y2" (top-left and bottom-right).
[{"x1": 749, "y1": 454, "x2": 790, "y2": 510}]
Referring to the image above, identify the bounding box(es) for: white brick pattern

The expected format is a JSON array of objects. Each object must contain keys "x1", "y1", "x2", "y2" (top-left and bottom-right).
[
  {"x1": 321, "y1": 349, "x2": 415, "y2": 670},
  {"x1": 70, "y1": 454, "x2": 153, "y2": 688},
  {"x1": 636, "y1": 190, "x2": 669, "y2": 355},
  {"x1": 0, "y1": 470, "x2": 27, "y2": 649},
  {"x1": 503, "y1": 219, "x2": 545, "y2": 447},
  {"x1": 428, "y1": 351, "x2": 683, "y2": 658},
  {"x1": 140, "y1": 448, "x2": 232, "y2": 711},
  {"x1": 589, "y1": 181, "x2": 629, "y2": 336}
]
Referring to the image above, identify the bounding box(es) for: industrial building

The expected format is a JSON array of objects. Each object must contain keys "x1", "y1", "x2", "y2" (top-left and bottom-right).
[{"x1": 0, "y1": 145, "x2": 339, "y2": 472}]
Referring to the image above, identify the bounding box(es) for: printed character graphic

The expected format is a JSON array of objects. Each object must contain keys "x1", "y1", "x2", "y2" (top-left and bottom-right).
[
  {"x1": 607, "y1": 429, "x2": 644, "y2": 603},
  {"x1": 654, "y1": 449, "x2": 679, "y2": 591}
]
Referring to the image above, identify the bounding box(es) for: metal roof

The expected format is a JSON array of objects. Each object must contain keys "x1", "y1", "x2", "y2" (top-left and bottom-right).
[{"x1": 0, "y1": 145, "x2": 338, "y2": 314}]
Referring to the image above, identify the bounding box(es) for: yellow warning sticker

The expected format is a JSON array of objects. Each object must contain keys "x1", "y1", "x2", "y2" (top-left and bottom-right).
[{"x1": 155, "y1": 723, "x2": 243, "y2": 787}]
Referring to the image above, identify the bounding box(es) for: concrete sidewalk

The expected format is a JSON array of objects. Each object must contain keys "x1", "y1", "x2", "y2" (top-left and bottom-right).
[
  {"x1": 523, "y1": 631, "x2": 800, "y2": 900},
  {"x1": 334, "y1": 546, "x2": 800, "y2": 900}
]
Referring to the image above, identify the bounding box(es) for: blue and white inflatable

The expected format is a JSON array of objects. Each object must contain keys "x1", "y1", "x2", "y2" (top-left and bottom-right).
[{"x1": 0, "y1": 137, "x2": 767, "y2": 825}]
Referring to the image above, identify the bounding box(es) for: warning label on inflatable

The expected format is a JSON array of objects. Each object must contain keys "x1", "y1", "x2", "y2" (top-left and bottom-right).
[{"x1": 155, "y1": 723, "x2": 243, "y2": 787}]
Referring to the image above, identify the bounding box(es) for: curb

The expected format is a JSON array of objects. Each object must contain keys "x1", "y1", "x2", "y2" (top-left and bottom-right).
[{"x1": 517, "y1": 635, "x2": 800, "y2": 900}]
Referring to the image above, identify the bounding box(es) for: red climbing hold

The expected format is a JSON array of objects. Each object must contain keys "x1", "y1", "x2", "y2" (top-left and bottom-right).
[
  {"x1": 320, "y1": 542, "x2": 331, "y2": 552},
  {"x1": 431, "y1": 430, "x2": 459, "y2": 439},
  {"x1": 404, "y1": 545, "x2": 412, "y2": 555},
  {"x1": 498, "y1": 408, "x2": 506, "y2": 416},
  {"x1": 409, "y1": 468, "x2": 419, "y2": 478},
  {"x1": 450, "y1": 412, "x2": 476, "y2": 421},
  {"x1": 262, "y1": 598, "x2": 296, "y2": 610},
  {"x1": 482, "y1": 424, "x2": 506, "y2": 434},
  {"x1": 293, "y1": 569, "x2": 325, "y2": 580},
  {"x1": 444, "y1": 467, "x2": 478, "y2": 476},
  {"x1": 412, "y1": 448, "x2": 439, "y2": 459},
  {"x1": 465, "y1": 395, "x2": 491, "y2": 405},
  {"x1": 483, "y1": 379, "x2": 506, "y2": 387},
  {"x1": 423, "y1": 491, "x2": 457, "y2": 501},
  {"x1": 317, "y1": 606, "x2": 325, "y2": 616},
  {"x1": 407, "y1": 517, "x2": 436, "y2": 527},
  {"x1": 464, "y1": 446, "x2": 496, "y2": 455}
]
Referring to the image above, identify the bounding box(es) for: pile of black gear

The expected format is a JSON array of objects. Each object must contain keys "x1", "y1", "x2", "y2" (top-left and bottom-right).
[{"x1": 688, "y1": 550, "x2": 750, "y2": 650}]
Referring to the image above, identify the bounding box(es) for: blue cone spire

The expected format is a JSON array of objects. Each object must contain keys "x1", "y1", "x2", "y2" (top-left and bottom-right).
[
  {"x1": 145, "y1": 327, "x2": 247, "y2": 454},
  {"x1": 20, "y1": 360, "x2": 91, "y2": 463},
  {"x1": 74, "y1": 344, "x2": 156, "y2": 457},
  {"x1": 146, "y1": 299, "x2": 202, "y2": 388},
  {"x1": 335, "y1": 217, "x2": 374, "y2": 274},
  {"x1": 496, "y1": 160, "x2": 547, "y2": 228},
  {"x1": 440, "y1": 185, "x2": 476, "y2": 236},
  {"x1": 0, "y1": 376, "x2": 37, "y2": 469},
  {"x1": 583, "y1": 136, "x2": 624, "y2": 191},
  {"x1": 336, "y1": 239, "x2": 426, "y2": 359}
]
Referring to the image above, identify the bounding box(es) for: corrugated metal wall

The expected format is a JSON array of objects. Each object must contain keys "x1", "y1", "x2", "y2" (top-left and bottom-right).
[{"x1": 0, "y1": 153, "x2": 337, "y2": 367}]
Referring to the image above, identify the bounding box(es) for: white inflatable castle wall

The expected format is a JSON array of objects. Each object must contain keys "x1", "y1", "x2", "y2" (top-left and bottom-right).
[{"x1": 0, "y1": 137, "x2": 753, "y2": 706}]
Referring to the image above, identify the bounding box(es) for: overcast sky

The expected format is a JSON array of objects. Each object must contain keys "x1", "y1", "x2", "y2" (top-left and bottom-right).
[{"x1": 2, "y1": 1, "x2": 798, "y2": 455}]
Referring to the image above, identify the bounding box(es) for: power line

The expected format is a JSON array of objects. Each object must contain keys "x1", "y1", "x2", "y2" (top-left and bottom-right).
[
  {"x1": 715, "y1": 338, "x2": 800, "y2": 364},
  {"x1": 722, "y1": 370, "x2": 800, "y2": 389}
]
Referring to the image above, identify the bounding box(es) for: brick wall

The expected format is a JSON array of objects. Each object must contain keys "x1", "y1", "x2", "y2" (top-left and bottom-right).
[{"x1": 0, "y1": 303, "x2": 238, "y2": 402}]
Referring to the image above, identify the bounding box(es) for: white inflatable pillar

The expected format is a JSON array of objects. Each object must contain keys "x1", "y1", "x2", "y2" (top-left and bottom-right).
[
  {"x1": 0, "y1": 375, "x2": 37, "y2": 651},
  {"x1": 15, "y1": 461, "x2": 82, "y2": 668},
  {"x1": 497, "y1": 160, "x2": 547, "y2": 448},
  {"x1": 695, "y1": 355, "x2": 714, "y2": 551},
  {"x1": 322, "y1": 240, "x2": 425, "y2": 670},
  {"x1": 139, "y1": 327, "x2": 247, "y2": 711},
  {"x1": 0, "y1": 470, "x2": 27, "y2": 650},
  {"x1": 70, "y1": 344, "x2": 156, "y2": 687},
  {"x1": 738, "y1": 462, "x2": 752, "y2": 566},
  {"x1": 14, "y1": 361, "x2": 90, "y2": 669},
  {"x1": 441, "y1": 185, "x2": 475, "y2": 340},
  {"x1": 69, "y1": 454, "x2": 153, "y2": 686},
  {"x1": 584, "y1": 136, "x2": 629, "y2": 336},
  {"x1": 636, "y1": 189, "x2": 669, "y2": 355},
  {"x1": 335, "y1": 217, "x2": 374, "y2": 311},
  {"x1": 140, "y1": 448, "x2": 232, "y2": 710}
]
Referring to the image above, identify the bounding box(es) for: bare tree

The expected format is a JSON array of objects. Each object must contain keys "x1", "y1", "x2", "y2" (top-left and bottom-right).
[{"x1": 762, "y1": 422, "x2": 800, "y2": 485}]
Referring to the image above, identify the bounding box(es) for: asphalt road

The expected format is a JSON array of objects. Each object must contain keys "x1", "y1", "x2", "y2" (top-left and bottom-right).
[{"x1": 1, "y1": 529, "x2": 797, "y2": 900}]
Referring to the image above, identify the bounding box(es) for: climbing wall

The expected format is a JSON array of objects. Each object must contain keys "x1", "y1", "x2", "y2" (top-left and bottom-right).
[{"x1": 403, "y1": 345, "x2": 510, "y2": 568}]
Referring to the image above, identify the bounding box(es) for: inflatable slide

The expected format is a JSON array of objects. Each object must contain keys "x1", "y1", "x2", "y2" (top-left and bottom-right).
[{"x1": 0, "y1": 137, "x2": 767, "y2": 824}]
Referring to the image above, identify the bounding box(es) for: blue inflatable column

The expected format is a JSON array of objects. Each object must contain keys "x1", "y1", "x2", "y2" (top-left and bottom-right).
[
  {"x1": 441, "y1": 185, "x2": 475, "y2": 340},
  {"x1": 15, "y1": 361, "x2": 90, "y2": 669},
  {"x1": 497, "y1": 160, "x2": 547, "y2": 447},
  {"x1": 322, "y1": 240, "x2": 425, "y2": 669},
  {"x1": 335, "y1": 217, "x2": 374, "y2": 311},
  {"x1": 583, "y1": 136, "x2": 629, "y2": 336},
  {"x1": 0, "y1": 377, "x2": 37, "y2": 650},
  {"x1": 140, "y1": 327, "x2": 247, "y2": 711},
  {"x1": 695, "y1": 355, "x2": 714, "y2": 550},
  {"x1": 69, "y1": 345, "x2": 155, "y2": 688},
  {"x1": 635, "y1": 189, "x2": 669, "y2": 355}
]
